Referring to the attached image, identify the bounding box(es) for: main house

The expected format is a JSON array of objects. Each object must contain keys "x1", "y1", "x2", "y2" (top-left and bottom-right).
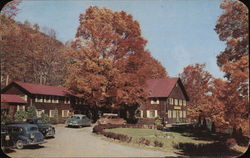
[
  {"x1": 1, "y1": 81, "x2": 86, "y2": 120},
  {"x1": 139, "y1": 78, "x2": 189, "y2": 124}
]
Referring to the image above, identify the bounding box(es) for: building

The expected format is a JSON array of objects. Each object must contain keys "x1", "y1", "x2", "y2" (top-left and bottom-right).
[
  {"x1": 138, "y1": 78, "x2": 189, "y2": 124},
  {"x1": 1, "y1": 81, "x2": 85, "y2": 120},
  {"x1": 1, "y1": 94, "x2": 27, "y2": 120}
]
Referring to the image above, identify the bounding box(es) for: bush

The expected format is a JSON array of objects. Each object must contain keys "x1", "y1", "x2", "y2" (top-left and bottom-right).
[
  {"x1": 154, "y1": 140, "x2": 164, "y2": 147},
  {"x1": 156, "y1": 125, "x2": 164, "y2": 130},
  {"x1": 14, "y1": 110, "x2": 28, "y2": 122},
  {"x1": 137, "y1": 137, "x2": 150, "y2": 146},
  {"x1": 27, "y1": 105, "x2": 37, "y2": 118},
  {"x1": 41, "y1": 113, "x2": 50, "y2": 123}
]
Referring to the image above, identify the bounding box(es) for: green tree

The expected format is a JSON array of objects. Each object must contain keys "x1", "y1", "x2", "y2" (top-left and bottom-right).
[
  {"x1": 41, "y1": 112, "x2": 50, "y2": 123},
  {"x1": 14, "y1": 110, "x2": 28, "y2": 122},
  {"x1": 27, "y1": 105, "x2": 37, "y2": 118}
]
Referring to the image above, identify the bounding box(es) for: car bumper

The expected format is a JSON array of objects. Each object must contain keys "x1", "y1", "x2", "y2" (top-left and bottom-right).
[{"x1": 25, "y1": 140, "x2": 46, "y2": 146}]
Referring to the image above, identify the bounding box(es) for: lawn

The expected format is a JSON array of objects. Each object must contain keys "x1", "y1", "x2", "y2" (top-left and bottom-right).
[{"x1": 104, "y1": 128, "x2": 214, "y2": 152}]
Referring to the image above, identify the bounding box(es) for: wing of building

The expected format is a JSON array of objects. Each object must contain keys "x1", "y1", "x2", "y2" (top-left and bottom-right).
[
  {"x1": 1, "y1": 81, "x2": 86, "y2": 121},
  {"x1": 138, "y1": 77, "x2": 189, "y2": 124}
]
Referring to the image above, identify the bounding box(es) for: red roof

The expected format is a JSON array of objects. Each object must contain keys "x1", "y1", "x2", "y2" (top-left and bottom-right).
[
  {"x1": 145, "y1": 78, "x2": 179, "y2": 98},
  {"x1": 14, "y1": 81, "x2": 73, "y2": 96},
  {"x1": 1, "y1": 94, "x2": 27, "y2": 103}
]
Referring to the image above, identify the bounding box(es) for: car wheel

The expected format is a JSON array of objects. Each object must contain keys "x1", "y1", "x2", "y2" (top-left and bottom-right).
[{"x1": 15, "y1": 140, "x2": 24, "y2": 149}]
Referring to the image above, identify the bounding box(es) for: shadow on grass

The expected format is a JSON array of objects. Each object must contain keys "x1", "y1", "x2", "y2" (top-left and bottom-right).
[{"x1": 173, "y1": 142, "x2": 242, "y2": 157}]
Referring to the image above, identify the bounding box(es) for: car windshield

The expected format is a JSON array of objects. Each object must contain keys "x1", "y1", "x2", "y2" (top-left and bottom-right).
[
  {"x1": 29, "y1": 127, "x2": 38, "y2": 131},
  {"x1": 71, "y1": 116, "x2": 80, "y2": 119},
  {"x1": 36, "y1": 119, "x2": 44, "y2": 124},
  {"x1": 107, "y1": 116, "x2": 118, "y2": 119}
]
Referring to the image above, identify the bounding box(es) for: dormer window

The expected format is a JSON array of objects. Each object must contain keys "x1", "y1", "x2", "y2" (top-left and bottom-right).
[{"x1": 150, "y1": 98, "x2": 159, "y2": 104}]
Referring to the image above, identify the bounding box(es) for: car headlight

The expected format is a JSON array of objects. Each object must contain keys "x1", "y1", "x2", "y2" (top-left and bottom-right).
[{"x1": 5, "y1": 135, "x2": 10, "y2": 140}]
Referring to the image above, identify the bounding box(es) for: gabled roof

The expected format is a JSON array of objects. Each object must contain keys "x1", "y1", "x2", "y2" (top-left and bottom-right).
[
  {"x1": 6, "y1": 81, "x2": 73, "y2": 96},
  {"x1": 145, "y1": 78, "x2": 189, "y2": 100},
  {"x1": 1, "y1": 94, "x2": 27, "y2": 103}
]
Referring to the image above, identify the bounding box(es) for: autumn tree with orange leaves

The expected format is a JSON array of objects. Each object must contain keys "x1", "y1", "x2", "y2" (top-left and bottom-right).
[
  {"x1": 180, "y1": 64, "x2": 213, "y2": 121},
  {"x1": 65, "y1": 6, "x2": 167, "y2": 120},
  {"x1": 215, "y1": 0, "x2": 249, "y2": 135}
]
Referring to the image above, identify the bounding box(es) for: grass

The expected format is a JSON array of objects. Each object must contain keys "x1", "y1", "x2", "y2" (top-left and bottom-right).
[{"x1": 104, "y1": 128, "x2": 214, "y2": 152}]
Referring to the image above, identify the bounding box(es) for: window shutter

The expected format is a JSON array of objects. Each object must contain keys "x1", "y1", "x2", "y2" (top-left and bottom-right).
[{"x1": 155, "y1": 110, "x2": 158, "y2": 117}]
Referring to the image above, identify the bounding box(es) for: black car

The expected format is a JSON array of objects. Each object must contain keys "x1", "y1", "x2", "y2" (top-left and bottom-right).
[
  {"x1": 1, "y1": 125, "x2": 14, "y2": 151},
  {"x1": 26, "y1": 118, "x2": 55, "y2": 138},
  {"x1": 6, "y1": 123, "x2": 45, "y2": 149}
]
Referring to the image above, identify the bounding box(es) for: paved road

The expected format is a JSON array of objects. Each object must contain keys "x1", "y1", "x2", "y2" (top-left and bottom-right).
[{"x1": 5, "y1": 124, "x2": 178, "y2": 157}]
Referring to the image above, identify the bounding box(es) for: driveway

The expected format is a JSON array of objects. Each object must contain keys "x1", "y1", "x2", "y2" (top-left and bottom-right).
[{"x1": 5, "y1": 124, "x2": 178, "y2": 157}]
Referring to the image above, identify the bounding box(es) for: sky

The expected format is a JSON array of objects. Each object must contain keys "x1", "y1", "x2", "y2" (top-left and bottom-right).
[{"x1": 14, "y1": 0, "x2": 226, "y2": 78}]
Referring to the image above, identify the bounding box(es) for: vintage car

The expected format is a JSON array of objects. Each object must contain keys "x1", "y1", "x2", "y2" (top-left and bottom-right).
[
  {"x1": 1, "y1": 125, "x2": 14, "y2": 151},
  {"x1": 97, "y1": 113, "x2": 126, "y2": 125},
  {"x1": 65, "y1": 114, "x2": 91, "y2": 128},
  {"x1": 26, "y1": 118, "x2": 55, "y2": 138},
  {"x1": 6, "y1": 123, "x2": 45, "y2": 149}
]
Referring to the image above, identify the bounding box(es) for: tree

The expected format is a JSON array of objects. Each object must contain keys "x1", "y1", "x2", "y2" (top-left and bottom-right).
[
  {"x1": 1, "y1": 0, "x2": 21, "y2": 18},
  {"x1": 65, "y1": 6, "x2": 167, "y2": 119},
  {"x1": 215, "y1": 0, "x2": 249, "y2": 135},
  {"x1": 0, "y1": 17, "x2": 66, "y2": 87},
  {"x1": 14, "y1": 110, "x2": 28, "y2": 122},
  {"x1": 27, "y1": 105, "x2": 37, "y2": 118},
  {"x1": 179, "y1": 64, "x2": 213, "y2": 121}
]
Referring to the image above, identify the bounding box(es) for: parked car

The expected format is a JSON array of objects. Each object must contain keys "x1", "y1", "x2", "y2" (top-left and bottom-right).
[
  {"x1": 1, "y1": 125, "x2": 14, "y2": 151},
  {"x1": 26, "y1": 118, "x2": 55, "y2": 138},
  {"x1": 6, "y1": 123, "x2": 45, "y2": 149},
  {"x1": 97, "y1": 113, "x2": 126, "y2": 125},
  {"x1": 65, "y1": 114, "x2": 91, "y2": 128}
]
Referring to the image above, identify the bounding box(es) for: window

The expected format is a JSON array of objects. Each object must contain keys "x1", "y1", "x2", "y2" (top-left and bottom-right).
[
  {"x1": 49, "y1": 110, "x2": 58, "y2": 117},
  {"x1": 17, "y1": 105, "x2": 25, "y2": 111},
  {"x1": 174, "y1": 99, "x2": 178, "y2": 105},
  {"x1": 183, "y1": 100, "x2": 186, "y2": 106},
  {"x1": 62, "y1": 110, "x2": 70, "y2": 117},
  {"x1": 135, "y1": 110, "x2": 143, "y2": 118},
  {"x1": 150, "y1": 98, "x2": 159, "y2": 104},
  {"x1": 37, "y1": 109, "x2": 45, "y2": 117},
  {"x1": 168, "y1": 110, "x2": 172, "y2": 118},
  {"x1": 179, "y1": 100, "x2": 182, "y2": 106},
  {"x1": 183, "y1": 111, "x2": 186, "y2": 118},
  {"x1": 168, "y1": 98, "x2": 173, "y2": 105},
  {"x1": 20, "y1": 95, "x2": 27, "y2": 101},
  {"x1": 173, "y1": 110, "x2": 176, "y2": 118},
  {"x1": 147, "y1": 110, "x2": 157, "y2": 118},
  {"x1": 35, "y1": 96, "x2": 38, "y2": 102},
  {"x1": 64, "y1": 98, "x2": 70, "y2": 104},
  {"x1": 179, "y1": 111, "x2": 183, "y2": 118}
]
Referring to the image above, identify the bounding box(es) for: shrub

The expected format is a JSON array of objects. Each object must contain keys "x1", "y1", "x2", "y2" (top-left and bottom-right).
[
  {"x1": 154, "y1": 140, "x2": 164, "y2": 147},
  {"x1": 137, "y1": 137, "x2": 150, "y2": 146},
  {"x1": 156, "y1": 125, "x2": 164, "y2": 130},
  {"x1": 154, "y1": 117, "x2": 162, "y2": 126},
  {"x1": 41, "y1": 113, "x2": 50, "y2": 123},
  {"x1": 27, "y1": 105, "x2": 38, "y2": 118},
  {"x1": 14, "y1": 110, "x2": 28, "y2": 122}
]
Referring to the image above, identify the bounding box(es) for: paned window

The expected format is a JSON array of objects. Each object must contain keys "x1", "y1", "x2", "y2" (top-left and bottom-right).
[
  {"x1": 183, "y1": 100, "x2": 186, "y2": 106},
  {"x1": 147, "y1": 110, "x2": 157, "y2": 118},
  {"x1": 62, "y1": 110, "x2": 70, "y2": 117},
  {"x1": 173, "y1": 110, "x2": 176, "y2": 118},
  {"x1": 183, "y1": 111, "x2": 186, "y2": 118},
  {"x1": 174, "y1": 99, "x2": 178, "y2": 105},
  {"x1": 150, "y1": 98, "x2": 159, "y2": 104},
  {"x1": 168, "y1": 110, "x2": 172, "y2": 118}
]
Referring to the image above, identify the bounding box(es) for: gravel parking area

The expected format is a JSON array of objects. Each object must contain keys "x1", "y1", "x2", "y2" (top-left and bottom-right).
[{"x1": 5, "y1": 124, "x2": 178, "y2": 157}]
